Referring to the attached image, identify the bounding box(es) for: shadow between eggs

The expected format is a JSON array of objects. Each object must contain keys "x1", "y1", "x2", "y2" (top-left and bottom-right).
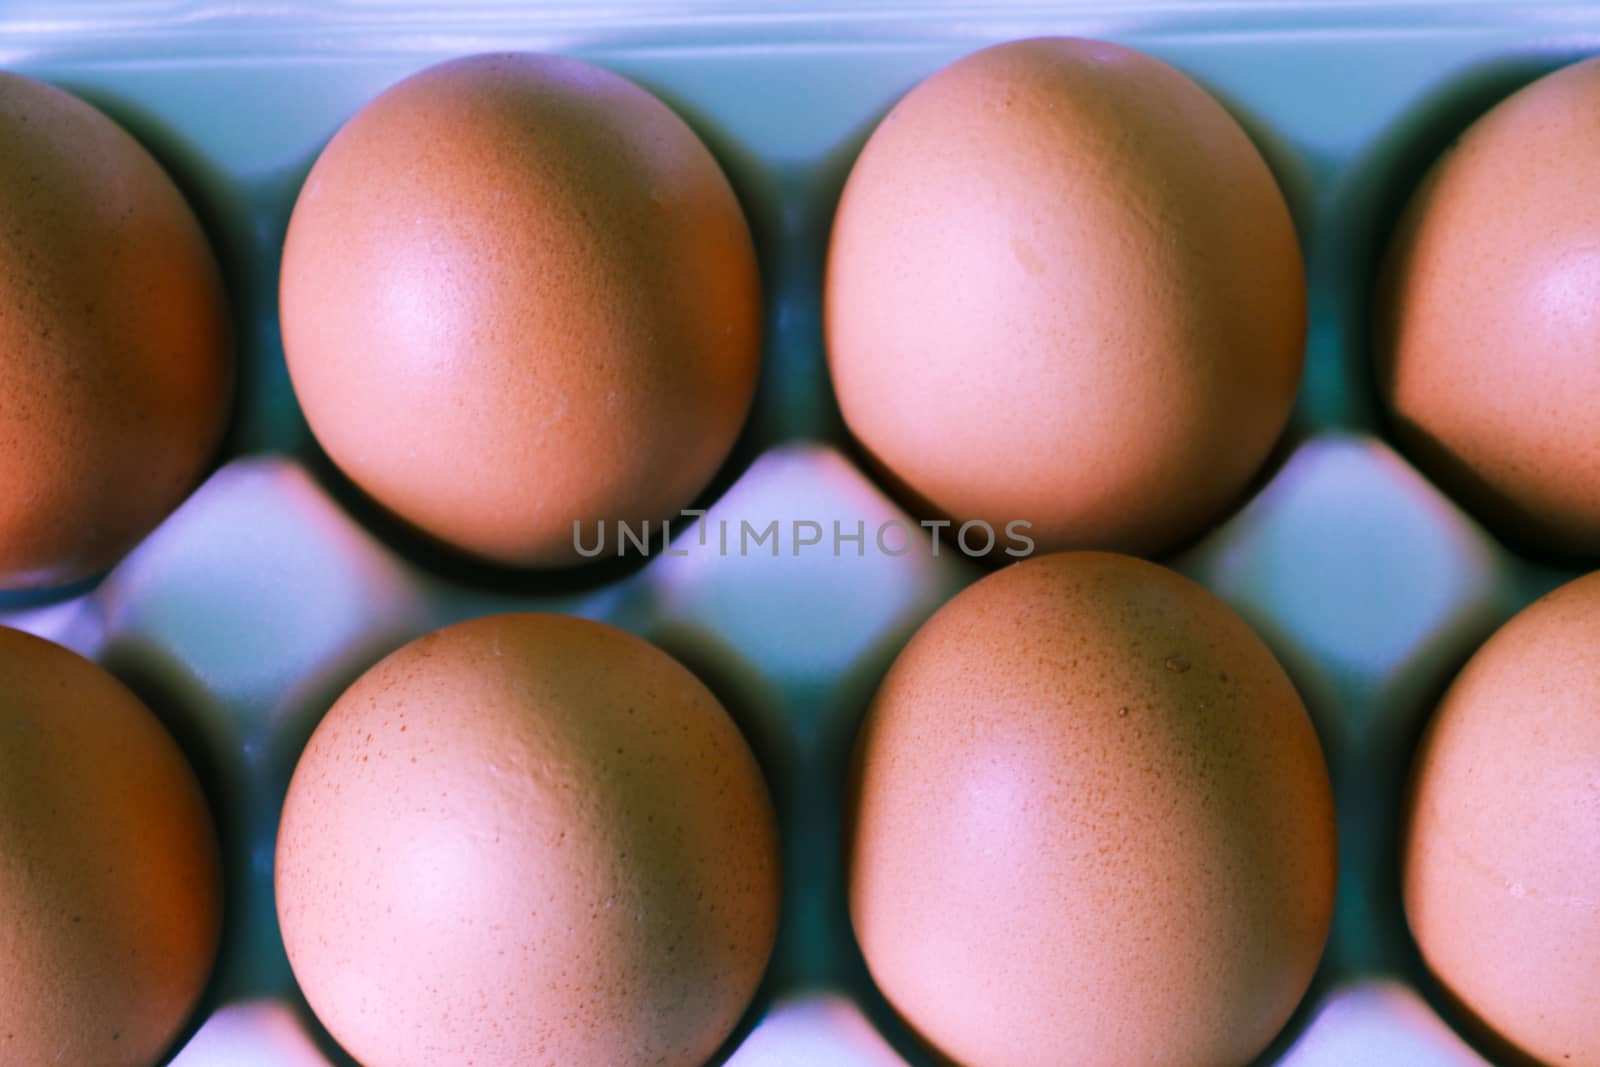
[
  {"x1": 646, "y1": 588, "x2": 954, "y2": 1067},
  {"x1": 100, "y1": 626, "x2": 405, "y2": 1067}
]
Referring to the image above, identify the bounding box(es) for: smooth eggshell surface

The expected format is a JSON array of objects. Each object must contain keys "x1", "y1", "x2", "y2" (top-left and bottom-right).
[
  {"x1": 1402, "y1": 570, "x2": 1600, "y2": 1067},
  {"x1": 0, "y1": 626, "x2": 223, "y2": 1067},
  {"x1": 0, "y1": 73, "x2": 233, "y2": 590},
  {"x1": 275, "y1": 613, "x2": 781, "y2": 1067},
  {"x1": 825, "y1": 37, "x2": 1305, "y2": 558},
  {"x1": 847, "y1": 551, "x2": 1337, "y2": 1067},
  {"x1": 280, "y1": 53, "x2": 762, "y2": 568},
  {"x1": 1376, "y1": 56, "x2": 1600, "y2": 558}
]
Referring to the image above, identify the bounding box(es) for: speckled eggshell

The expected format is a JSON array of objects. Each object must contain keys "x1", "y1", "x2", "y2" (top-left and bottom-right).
[
  {"x1": 0, "y1": 626, "x2": 223, "y2": 1067},
  {"x1": 1376, "y1": 57, "x2": 1600, "y2": 558},
  {"x1": 280, "y1": 53, "x2": 762, "y2": 568},
  {"x1": 1402, "y1": 570, "x2": 1600, "y2": 1067},
  {"x1": 846, "y1": 551, "x2": 1337, "y2": 1067},
  {"x1": 275, "y1": 613, "x2": 781, "y2": 1067},
  {"x1": 0, "y1": 73, "x2": 233, "y2": 590},
  {"x1": 824, "y1": 38, "x2": 1305, "y2": 558}
]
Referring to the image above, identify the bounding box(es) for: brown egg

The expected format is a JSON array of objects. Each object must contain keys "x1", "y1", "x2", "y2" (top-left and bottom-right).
[
  {"x1": 1402, "y1": 571, "x2": 1600, "y2": 1067},
  {"x1": 1376, "y1": 57, "x2": 1600, "y2": 558},
  {"x1": 280, "y1": 53, "x2": 761, "y2": 568},
  {"x1": 0, "y1": 73, "x2": 233, "y2": 590},
  {"x1": 847, "y1": 552, "x2": 1336, "y2": 1067},
  {"x1": 824, "y1": 38, "x2": 1305, "y2": 559},
  {"x1": 275, "y1": 613, "x2": 780, "y2": 1067},
  {"x1": 0, "y1": 626, "x2": 222, "y2": 1067}
]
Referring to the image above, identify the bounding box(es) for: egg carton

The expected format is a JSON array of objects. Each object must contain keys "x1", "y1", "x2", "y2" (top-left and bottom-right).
[{"x1": 2, "y1": 1, "x2": 1597, "y2": 1064}]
